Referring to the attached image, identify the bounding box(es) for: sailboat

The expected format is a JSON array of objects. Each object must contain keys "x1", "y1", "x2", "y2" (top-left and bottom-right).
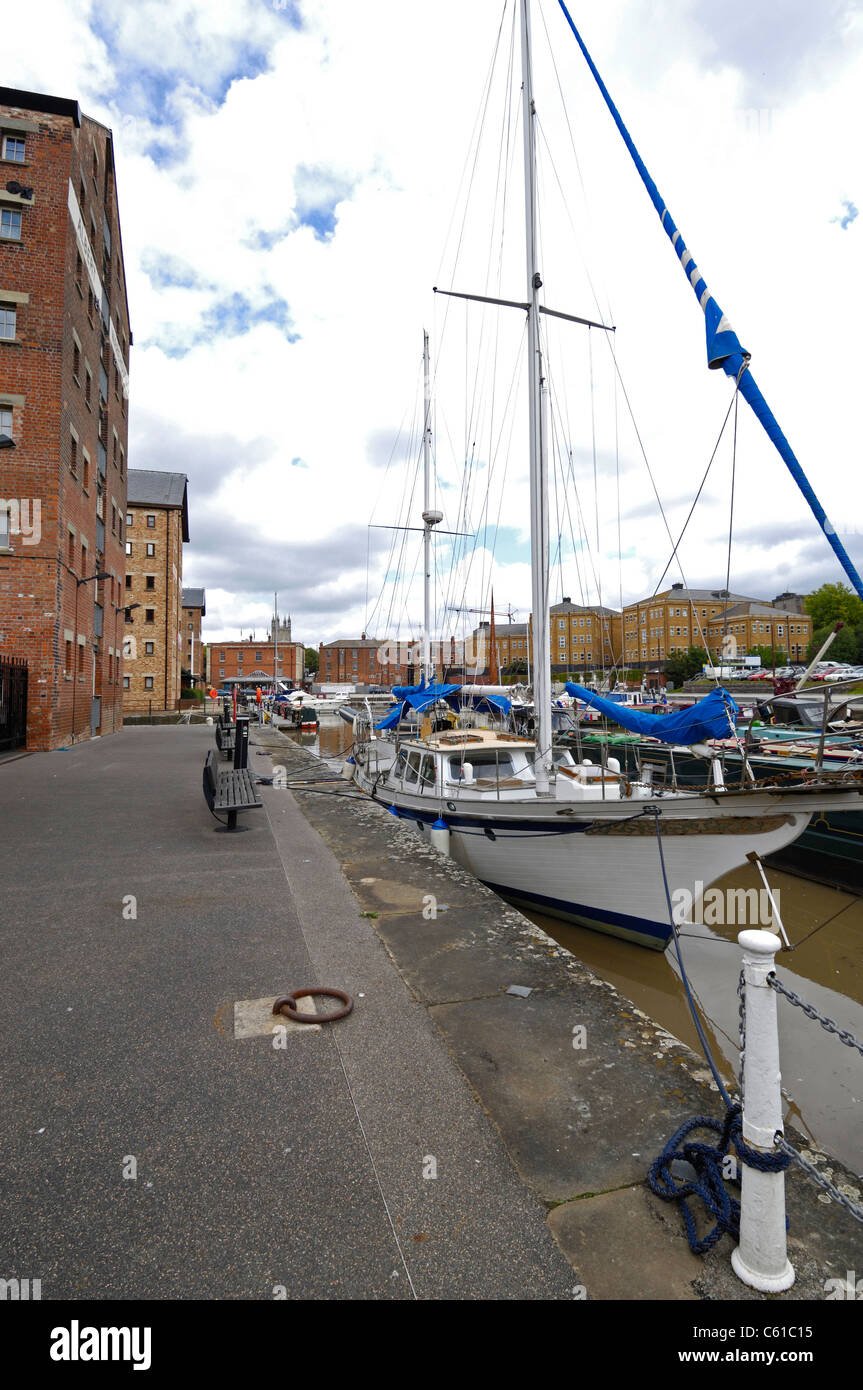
[{"x1": 350, "y1": 0, "x2": 863, "y2": 950}]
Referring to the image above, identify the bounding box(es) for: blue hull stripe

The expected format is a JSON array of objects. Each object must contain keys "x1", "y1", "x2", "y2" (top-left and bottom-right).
[{"x1": 482, "y1": 880, "x2": 672, "y2": 947}]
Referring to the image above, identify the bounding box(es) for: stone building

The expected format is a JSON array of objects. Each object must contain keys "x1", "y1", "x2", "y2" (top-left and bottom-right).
[{"x1": 122, "y1": 471, "x2": 188, "y2": 712}]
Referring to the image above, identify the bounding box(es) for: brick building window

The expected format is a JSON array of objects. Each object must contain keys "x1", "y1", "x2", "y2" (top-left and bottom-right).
[
  {"x1": 144, "y1": 641, "x2": 154, "y2": 655},
  {"x1": 146, "y1": 515, "x2": 155, "y2": 528},
  {"x1": 144, "y1": 677, "x2": 154, "y2": 690},
  {"x1": 125, "y1": 574, "x2": 132, "y2": 589},
  {"x1": 68, "y1": 530, "x2": 75, "y2": 567},
  {"x1": 84, "y1": 365, "x2": 92, "y2": 406},
  {"x1": 125, "y1": 540, "x2": 132, "y2": 555},
  {"x1": 126, "y1": 512, "x2": 132, "y2": 527},
  {"x1": 87, "y1": 287, "x2": 95, "y2": 323},
  {"x1": 75, "y1": 251, "x2": 83, "y2": 294},
  {"x1": 123, "y1": 676, "x2": 130, "y2": 689},
  {"x1": 2, "y1": 134, "x2": 26, "y2": 162},
  {"x1": 145, "y1": 576, "x2": 155, "y2": 590},
  {"x1": 255, "y1": 651, "x2": 262, "y2": 661},
  {"x1": 145, "y1": 609, "x2": 155, "y2": 623},
  {"x1": 0, "y1": 304, "x2": 16, "y2": 339},
  {"x1": 82, "y1": 451, "x2": 90, "y2": 492},
  {"x1": 146, "y1": 543, "x2": 155, "y2": 557},
  {"x1": 70, "y1": 434, "x2": 78, "y2": 477},
  {"x1": 0, "y1": 207, "x2": 22, "y2": 240},
  {"x1": 0, "y1": 405, "x2": 11, "y2": 443}
]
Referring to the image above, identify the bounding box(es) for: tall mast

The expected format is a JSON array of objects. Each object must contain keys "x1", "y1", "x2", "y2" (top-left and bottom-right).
[
  {"x1": 273, "y1": 591, "x2": 279, "y2": 683},
  {"x1": 421, "y1": 329, "x2": 442, "y2": 684},
  {"x1": 521, "y1": 0, "x2": 552, "y2": 792}
]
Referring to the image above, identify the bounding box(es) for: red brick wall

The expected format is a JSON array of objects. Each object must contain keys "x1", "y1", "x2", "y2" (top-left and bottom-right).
[
  {"x1": 0, "y1": 99, "x2": 131, "y2": 748},
  {"x1": 212, "y1": 640, "x2": 304, "y2": 686}
]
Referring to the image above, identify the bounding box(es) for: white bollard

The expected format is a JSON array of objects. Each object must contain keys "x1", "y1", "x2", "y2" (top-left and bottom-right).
[{"x1": 731, "y1": 929, "x2": 795, "y2": 1293}]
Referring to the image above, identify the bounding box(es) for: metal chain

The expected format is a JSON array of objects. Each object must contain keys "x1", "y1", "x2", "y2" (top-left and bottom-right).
[
  {"x1": 768, "y1": 973, "x2": 863, "y2": 1056},
  {"x1": 738, "y1": 970, "x2": 862, "y2": 1222},
  {"x1": 774, "y1": 1134, "x2": 863, "y2": 1224}
]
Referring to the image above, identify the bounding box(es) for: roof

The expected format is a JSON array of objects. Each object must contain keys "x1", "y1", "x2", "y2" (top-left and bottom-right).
[
  {"x1": 550, "y1": 599, "x2": 619, "y2": 616},
  {"x1": 182, "y1": 588, "x2": 205, "y2": 614},
  {"x1": 320, "y1": 638, "x2": 381, "y2": 649},
  {"x1": 653, "y1": 587, "x2": 759, "y2": 605},
  {"x1": 127, "y1": 470, "x2": 189, "y2": 541},
  {"x1": 0, "y1": 87, "x2": 81, "y2": 125},
  {"x1": 720, "y1": 602, "x2": 808, "y2": 620},
  {"x1": 498, "y1": 623, "x2": 529, "y2": 637}
]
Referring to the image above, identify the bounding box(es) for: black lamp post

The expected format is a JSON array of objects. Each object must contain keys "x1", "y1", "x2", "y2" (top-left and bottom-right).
[{"x1": 71, "y1": 570, "x2": 111, "y2": 742}]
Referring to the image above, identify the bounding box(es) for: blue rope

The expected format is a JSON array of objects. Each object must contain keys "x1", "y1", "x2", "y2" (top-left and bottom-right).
[{"x1": 647, "y1": 1105, "x2": 791, "y2": 1255}]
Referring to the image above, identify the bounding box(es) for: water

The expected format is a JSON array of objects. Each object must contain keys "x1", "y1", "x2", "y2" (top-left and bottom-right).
[{"x1": 289, "y1": 717, "x2": 863, "y2": 1172}]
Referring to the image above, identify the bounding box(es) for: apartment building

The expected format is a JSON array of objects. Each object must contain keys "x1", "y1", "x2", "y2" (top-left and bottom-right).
[
  {"x1": 622, "y1": 584, "x2": 812, "y2": 666},
  {"x1": 0, "y1": 87, "x2": 131, "y2": 748},
  {"x1": 529, "y1": 598, "x2": 623, "y2": 673}
]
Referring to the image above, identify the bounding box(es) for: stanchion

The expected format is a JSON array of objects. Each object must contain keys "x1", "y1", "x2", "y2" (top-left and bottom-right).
[{"x1": 732, "y1": 929, "x2": 795, "y2": 1292}]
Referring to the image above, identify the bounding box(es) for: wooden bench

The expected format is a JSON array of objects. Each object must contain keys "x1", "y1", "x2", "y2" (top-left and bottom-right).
[
  {"x1": 203, "y1": 749, "x2": 262, "y2": 831},
  {"x1": 215, "y1": 721, "x2": 235, "y2": 757}
]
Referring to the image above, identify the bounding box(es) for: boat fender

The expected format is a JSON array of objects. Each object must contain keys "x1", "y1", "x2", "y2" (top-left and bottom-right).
[
  {"x1": 341, "y1": 755, "x2": 356, "y2": 781},
  {"x1": 387, "y1": 804, "x2": 400, "y2": 817},
  {"x1": 430, "y1": 817, "x2": 451, "y2": 856},
  {"x1": 606, "y1": 756, "x2": 621, "y2": 774}
]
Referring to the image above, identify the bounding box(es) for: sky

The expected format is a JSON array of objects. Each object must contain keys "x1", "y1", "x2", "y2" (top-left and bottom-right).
[{"x1": 6, "y1": 0, "x2": 863, "y2": 647}]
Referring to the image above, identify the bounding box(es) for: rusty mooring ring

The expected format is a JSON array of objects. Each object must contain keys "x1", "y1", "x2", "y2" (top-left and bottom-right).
[{"x1": 272, "y1": 988, "x2": 354, "y2": 1024}]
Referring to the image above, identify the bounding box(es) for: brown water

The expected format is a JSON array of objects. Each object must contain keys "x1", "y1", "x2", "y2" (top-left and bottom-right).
[{"x1": 297, "y1": 718, "x2": 863, "y2": 1173}]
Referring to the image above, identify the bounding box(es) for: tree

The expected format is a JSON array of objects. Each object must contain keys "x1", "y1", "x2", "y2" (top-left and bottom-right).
[
  {"x1": 804, "y1": 583, "x2": 863, "y2": 630},
  {"x1": 664, "y1": 646, "x2": 710, "y2": 686},
  {"x1": 304, "y1": 647, "x2": 319, "y2": 675},
  {"x1": 805, "y1": 623, "x2": 859, "y2": 664}
]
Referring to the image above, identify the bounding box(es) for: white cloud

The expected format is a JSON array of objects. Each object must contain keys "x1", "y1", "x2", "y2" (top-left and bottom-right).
[{"x1": 6, "y1": 0, "x2": 863, "y2": 647}]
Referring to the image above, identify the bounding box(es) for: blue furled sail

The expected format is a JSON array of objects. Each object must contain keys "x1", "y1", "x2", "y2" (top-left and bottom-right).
[
  {"x1": 564, "y1": 684, "x2": 738, "y2": 745},
  {"x1": 556, "y1": 0, "x2": 863, "y2": 601},
  {"x1": 375, "y1": 681, "x2": 512, "y2": 731},
  {"x1": 375, "y1": 680, "x2": 462, "y2": 730}
]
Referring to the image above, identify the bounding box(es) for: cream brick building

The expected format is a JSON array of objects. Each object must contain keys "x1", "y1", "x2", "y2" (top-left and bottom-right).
[
  {"x1": 622, "y1": 584, "x2": 812, "y2": 667},
  {"x1": 122, "y1": 471, "x2": 188, "y2": 712}
]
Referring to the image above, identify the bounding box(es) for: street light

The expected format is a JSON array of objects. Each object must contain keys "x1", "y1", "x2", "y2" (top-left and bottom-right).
[{"x1": 71, "y1": 570, "x2": 112, "y2": 741}]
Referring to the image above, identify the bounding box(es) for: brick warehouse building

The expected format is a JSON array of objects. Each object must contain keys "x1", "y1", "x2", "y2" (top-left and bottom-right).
[
  {"x1": 181, "y1": 587, "x2": 205, "y2": 687},
  {"x1": 122, "y1": 471, "x2": 188, "y2": 713},
  {"x1": 214, "y1": 619, "x2": 305, "y2": 688},
  {"x1": 0, "y1": 88, "x2": 131, "y2": 749}
]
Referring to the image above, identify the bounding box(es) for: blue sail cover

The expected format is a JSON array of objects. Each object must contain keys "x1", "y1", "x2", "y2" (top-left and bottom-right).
[
  {"x1": 374, "y1": 682, "x2": 511, "y2": 730},
  {"x1": 564, "y1": 684, "x2": 738, "y2": 745},
  {"x1": 374, "y1": 681, "x2": 462, "y2": 730},
  {"x1": 555, "y1": 0, "x2": 863, "y2": 602}
]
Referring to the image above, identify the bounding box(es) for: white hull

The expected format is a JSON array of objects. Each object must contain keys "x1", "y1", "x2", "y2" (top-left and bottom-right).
[{"x1": 352, "y1": 734, "x2": 863, "y2": 947}]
